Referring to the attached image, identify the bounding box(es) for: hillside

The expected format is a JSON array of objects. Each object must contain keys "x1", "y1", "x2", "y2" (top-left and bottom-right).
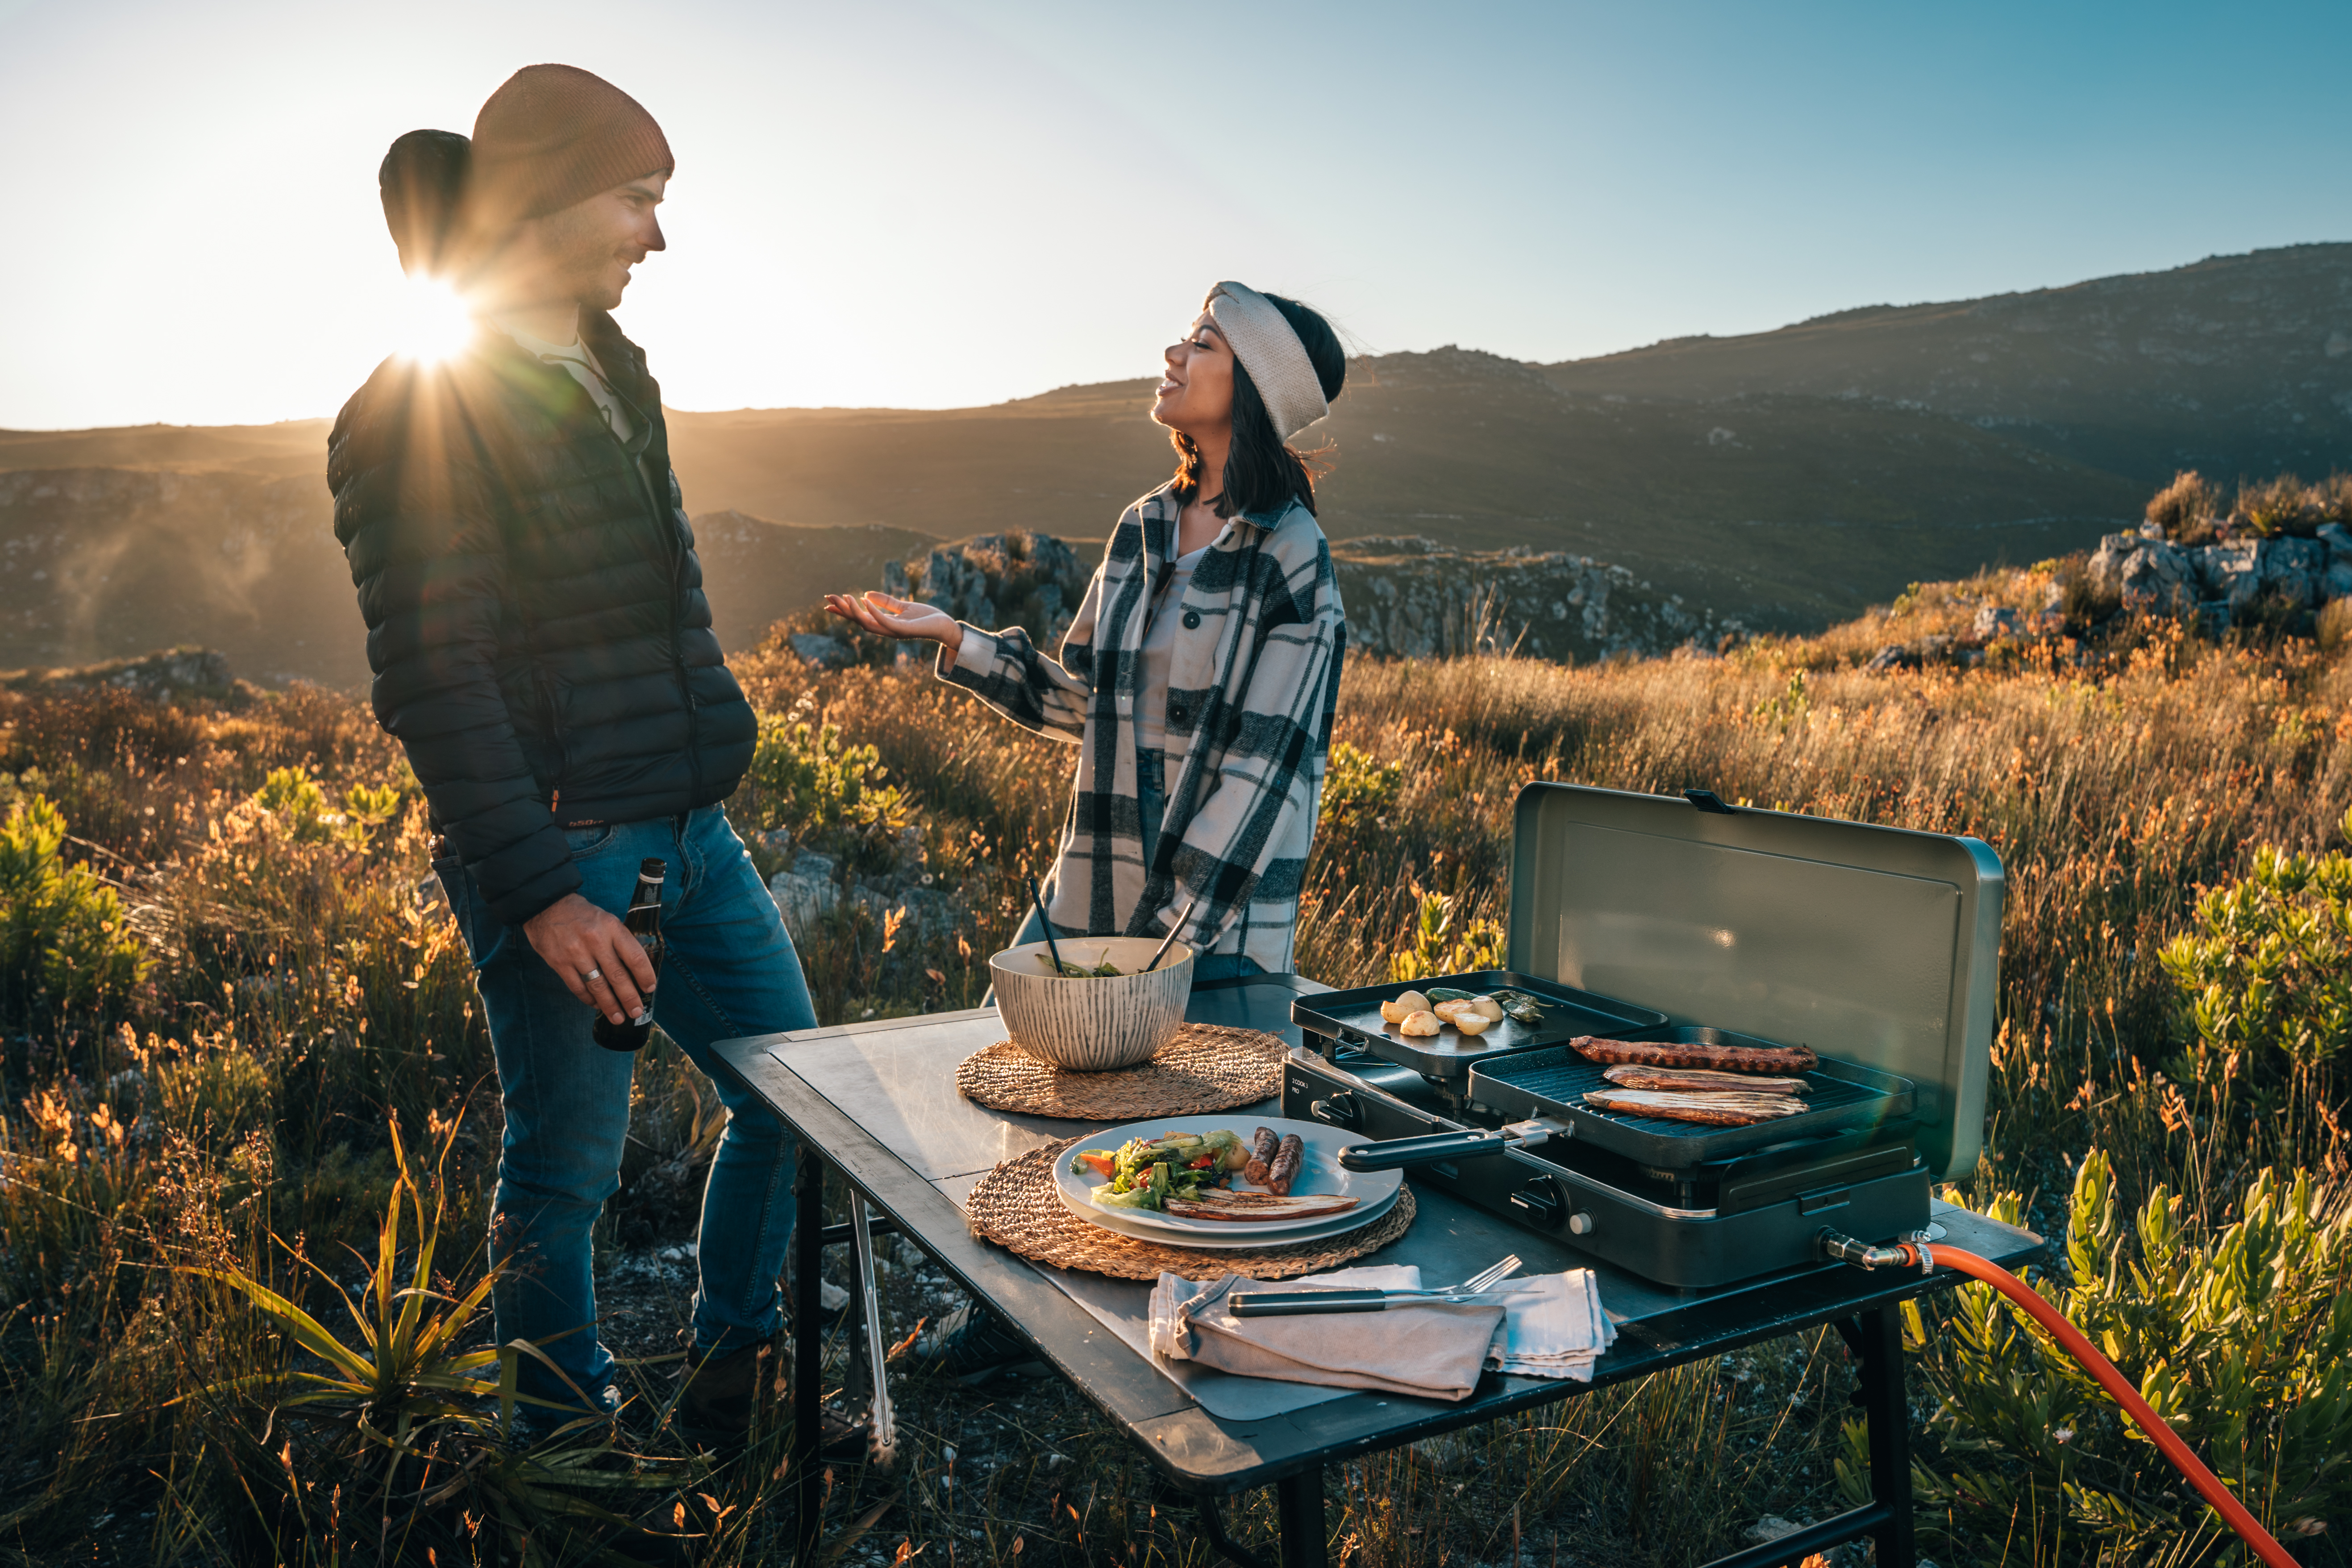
[
  {"x1": 2, "y1": 242, "x2": 2344, "y2": 682},
  {"x1": 1546, "y1": 241, "x2": 2352, "y2": 485}
]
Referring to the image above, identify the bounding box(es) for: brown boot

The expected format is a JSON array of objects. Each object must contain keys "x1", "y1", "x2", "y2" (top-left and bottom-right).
[
  {"x1": 677, "y1": 1341, "x2": 766, "y2": 1444},
  {"x1": 677, "y1": 1340, "x2": 867, "y2": 1457}
]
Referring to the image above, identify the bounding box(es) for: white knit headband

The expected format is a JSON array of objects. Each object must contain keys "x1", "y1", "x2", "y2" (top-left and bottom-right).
[{"x1": 1203, "y1": 281, "x2": 1329, "y2": 442}]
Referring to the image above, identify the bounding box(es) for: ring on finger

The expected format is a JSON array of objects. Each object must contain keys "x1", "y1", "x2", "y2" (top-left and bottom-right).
[{"x1": 583, "y1": 966, "x2": 604, "y2": 983}]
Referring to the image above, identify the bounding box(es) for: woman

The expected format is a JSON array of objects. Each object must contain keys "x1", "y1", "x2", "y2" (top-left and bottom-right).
[{"x1": 827, "y1": 282, "x2": 1348, "y2": 985}]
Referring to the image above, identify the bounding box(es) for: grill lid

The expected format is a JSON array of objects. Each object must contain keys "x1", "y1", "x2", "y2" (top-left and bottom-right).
[{"x1": 1505, "y1": 784, "x2": 2002, "y2": 1180}]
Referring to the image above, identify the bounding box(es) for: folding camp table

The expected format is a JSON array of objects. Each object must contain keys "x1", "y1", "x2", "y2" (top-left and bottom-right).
[{"x1": 716, "y1": 973, "x2": 2042, "y2": 1568}]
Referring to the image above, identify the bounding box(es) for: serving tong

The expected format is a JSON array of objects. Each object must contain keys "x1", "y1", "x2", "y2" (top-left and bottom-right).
[{"x1": 1227, "y1": 1254, "x2": 1524, "y2": 1318}]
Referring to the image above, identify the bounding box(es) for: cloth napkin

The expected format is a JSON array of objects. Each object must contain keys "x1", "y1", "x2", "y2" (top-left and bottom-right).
[
  {"x1": 1148, "y1": 1265, "x2": 1502, "y2": 1402},
  {"x1": 1481, "y1": 1269, "x2": 1616, "y2": 1383}
]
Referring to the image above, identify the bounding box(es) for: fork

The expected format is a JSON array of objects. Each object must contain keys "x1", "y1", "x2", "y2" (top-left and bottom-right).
[
  {"x1": 1399, "y1": 1254, "x2": 1523, "y2": 1298},
  {"x1": 1225, "y1": 1255, "x2": 1526, "y2": 1319}
]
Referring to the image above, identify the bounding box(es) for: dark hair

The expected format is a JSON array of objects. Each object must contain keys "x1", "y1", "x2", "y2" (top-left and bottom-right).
[
  {"x1": 379, "y1": 129, "x2": 472, "y2": 275},
  {"x1": 1172, "y1": 292, "x2": 1347, "y2": 520}
]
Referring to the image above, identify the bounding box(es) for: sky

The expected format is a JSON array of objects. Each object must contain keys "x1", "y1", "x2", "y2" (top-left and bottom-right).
[{"x1": 4, "y1": 0, "x2": 2349, "y2": 431}]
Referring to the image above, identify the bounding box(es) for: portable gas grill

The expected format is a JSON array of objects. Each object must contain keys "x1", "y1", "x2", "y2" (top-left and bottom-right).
[{"x1": 1287, "y1": 783, "x2": 2002, "y2": 1289}]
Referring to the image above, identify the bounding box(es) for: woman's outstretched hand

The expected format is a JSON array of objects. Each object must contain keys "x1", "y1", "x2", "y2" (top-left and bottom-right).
[{"x1": 824, "y1": 591, "x2": 963, "y2": 658}]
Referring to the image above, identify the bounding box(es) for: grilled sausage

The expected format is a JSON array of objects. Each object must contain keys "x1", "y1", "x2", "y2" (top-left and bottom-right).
[
  {"x1": 1569, "y1": 1035, "x2": 1818, "y2": 1074},
  {"x1": 1264, "y1": 1133, "x2": 1305, "y2": 1196},
  {"x1": 1244, "y1": 1126, "x2": 1280, "y2": 1186},
  {"x1": 1601, "y1": 1065, "x2": 1811, "y2": 1095},
  {"x1": 1584, "y1": 1088, "x2": 1809, "y2": 1126}
]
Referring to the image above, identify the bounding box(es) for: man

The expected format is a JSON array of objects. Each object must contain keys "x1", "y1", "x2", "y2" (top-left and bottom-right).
[{"x1": 329, "y1": 64, "x2": 839, "y2": 1447}]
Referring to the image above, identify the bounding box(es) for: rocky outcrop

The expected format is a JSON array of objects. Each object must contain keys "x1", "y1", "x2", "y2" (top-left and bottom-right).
[
  {"x1": 882, "y1": 532, "x2": 1091, "y2": 653},
  {"x1": 2084, "y1": 525, "x2": 2352, "y2": 622},
  {"x1": 823, "y1": 531, "x2": 1743, "y2": 669},
  {"x1": 1331, "y1": 537, "x2": 1745, "y2": 661}
]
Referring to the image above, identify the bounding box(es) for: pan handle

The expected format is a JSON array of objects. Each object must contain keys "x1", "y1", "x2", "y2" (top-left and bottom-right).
[{"x1": 1338, "y1": 1128, "x2": 1519, "y2": 1172}]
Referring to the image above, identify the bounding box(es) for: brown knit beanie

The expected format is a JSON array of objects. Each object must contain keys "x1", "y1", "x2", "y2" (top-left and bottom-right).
[{"x1": 468, "y1": 64, "x2": 672, "y2": 228}]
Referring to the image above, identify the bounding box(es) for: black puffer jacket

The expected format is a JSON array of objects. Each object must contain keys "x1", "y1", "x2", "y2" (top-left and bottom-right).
[{"x1": 327, "y1": 311, "x2": 756, "y2": 925}]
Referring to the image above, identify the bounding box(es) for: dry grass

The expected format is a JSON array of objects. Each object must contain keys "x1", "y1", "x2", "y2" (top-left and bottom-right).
[{"x1": 2, "y1": 595, "x2": 2348, "y2": 1564}]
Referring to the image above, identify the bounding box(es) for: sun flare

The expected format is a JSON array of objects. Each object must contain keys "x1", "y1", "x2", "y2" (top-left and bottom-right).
[{"x1": 396, "y1": 275, "x2": 475, "y2": 364}]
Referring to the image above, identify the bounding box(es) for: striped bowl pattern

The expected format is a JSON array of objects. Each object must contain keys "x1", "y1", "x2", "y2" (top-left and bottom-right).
[{"x1": 989, "y1": 937, "x2": 1195, "y2": 1071}]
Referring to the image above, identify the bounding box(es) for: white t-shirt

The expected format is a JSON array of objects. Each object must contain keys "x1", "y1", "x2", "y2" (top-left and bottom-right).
[
  {"x1": 494, "y1": 314, "x2": 635, "y2": 445},
  {"x1": 1138, "y1": 541, "x2": 1212, "y2": 756}
]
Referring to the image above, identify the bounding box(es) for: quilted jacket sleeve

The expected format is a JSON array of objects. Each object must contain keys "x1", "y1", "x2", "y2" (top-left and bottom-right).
[{"x1": 330, "y1": 371, "x2": 579, "y2": 926}]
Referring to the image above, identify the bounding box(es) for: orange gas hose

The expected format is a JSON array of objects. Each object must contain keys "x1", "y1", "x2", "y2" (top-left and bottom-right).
[{"x1": 1902, "y1": 1242, "x2": 2300, "y2": 1568}]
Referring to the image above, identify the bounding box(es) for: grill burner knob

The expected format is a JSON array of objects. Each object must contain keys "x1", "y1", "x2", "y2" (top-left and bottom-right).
[
  {"x1": 1567, "y1": 1210, "x2": 1596, "y2": 1236},
  {"x1": 1309, "y1": 1092, "x2": 1359, "y2": 1128},
  {"x1": 1509, "y1": 1176, "x2": 1565, "y2": 1227}
]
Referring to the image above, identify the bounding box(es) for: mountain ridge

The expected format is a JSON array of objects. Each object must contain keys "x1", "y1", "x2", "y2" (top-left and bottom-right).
[{"x1": 3, "y1": 241, "x2": 2345, "y2": 684}]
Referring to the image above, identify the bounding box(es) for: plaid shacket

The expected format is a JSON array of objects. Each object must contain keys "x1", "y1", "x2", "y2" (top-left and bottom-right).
[{"x1": 937, "y1": 483, "x2": 1346, "y2": 973}]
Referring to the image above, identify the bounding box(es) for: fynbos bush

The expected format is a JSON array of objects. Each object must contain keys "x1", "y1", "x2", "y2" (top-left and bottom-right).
[
  {"x1": 0, "y1": 794, "x2": 149, "y2": 1014},
  {"x1": 2159, "y1": 817, "x2": 2352, "y2": 1107},
  {"x1": 1893, "y1": 1152, "x2": 2352, "y2": 1560}
]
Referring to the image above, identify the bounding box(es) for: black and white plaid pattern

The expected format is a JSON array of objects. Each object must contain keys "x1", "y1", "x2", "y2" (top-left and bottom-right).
[{"x1": 938, "y1": 483, "x2": 1345, "y2": 971}]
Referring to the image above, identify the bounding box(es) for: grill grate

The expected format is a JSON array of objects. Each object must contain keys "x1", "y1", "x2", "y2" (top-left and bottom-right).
[{"x1": 1482, "y1": 1048, "x2": 1893, "y2": 1141}]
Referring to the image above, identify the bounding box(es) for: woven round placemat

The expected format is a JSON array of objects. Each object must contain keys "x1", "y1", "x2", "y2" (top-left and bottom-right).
[
  {"x1": 956, "y1": 1023, "x2": 1286, "y2": 1120},
  {"x1": 965, "y1": 1139, "x2": 1417, "y2": 1281}
]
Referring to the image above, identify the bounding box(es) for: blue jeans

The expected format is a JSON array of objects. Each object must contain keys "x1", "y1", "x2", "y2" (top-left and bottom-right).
[
  {"x1": 437, "y1": 805, "x2": 818, "y2": 1413},
  {"x1": 1010, "y1": 748, "x2": 1266, "y2": 984}
]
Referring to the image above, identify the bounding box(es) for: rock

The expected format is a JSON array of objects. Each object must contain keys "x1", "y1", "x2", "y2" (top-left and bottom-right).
[
  {"x1": 768, "y1": 862, "x2": 840, "y2": 934},
  {"x1": 1918, "y1": 633, "x2": 1955, "y2": 660},
  {"x1": 2089, "y1": 531, "x2": 2207, "y2": 611},
  {"x1": 2320, "y1": 521, "x2": 2352, "y2": 561},
  {"x1": 1744, "y1": 1517, "x2": 1805, "y2": 1546},
  {"x1": 2084, "y1": 532, "x2": 2140, "y2": 596},
  {"x1": 2261, "y1": 536, "x2": 2329, "y2": 608},
  {"x1": 1864, "y1": 644, "x2": 1910, "y2": 673},
  {"x1": 899, "y1": 885, "x2": 960, "y2": 934},
  {"x1": 787, "y1": 632, "x2": 854, "y2": 669},
  {"x1": 1970, "y1": 605, "x2": 2023, "y2": 642},
  {"x1": 794, "y1": 851, "x2": 838, "y2": 882},
  {"x1": 2192, "y1": 541, "x2": 2263, "y2": 610},
  {"x1": 1408, "y1": 1430, "x2": 1479, "y2": 1473},
  {"x1": 2196, "y1": 601, "x2": 2232, "y2": 636},
  {"x1": 758, "y1": 826, "x2": 794, "y2": 857},
  {"x1": 2326, "y1": 560, "x2": 2352, "y2": 601}
]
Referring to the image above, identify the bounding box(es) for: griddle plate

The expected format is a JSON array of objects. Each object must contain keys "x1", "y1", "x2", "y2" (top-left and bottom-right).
[{"x1": 1497, "y1": 1054, "x2": 1886, "y2": 1142}]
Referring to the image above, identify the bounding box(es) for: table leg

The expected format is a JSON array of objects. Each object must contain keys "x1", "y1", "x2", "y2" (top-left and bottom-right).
[
  {"x1": 1858, "y1": 1304, "x2": 1915, "y2": 1568},
  {"x1": 1274, "y1": 1466, "x2": 1328, "y2": 1568},
  {"x1": 794, "y1": 1144, "x2": 826, "y2": 1559}
]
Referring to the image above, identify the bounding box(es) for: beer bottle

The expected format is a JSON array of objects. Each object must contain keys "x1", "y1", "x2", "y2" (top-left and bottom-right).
[{"x1": 592, "y1": 858, "x2": 667, "y2": 1052}]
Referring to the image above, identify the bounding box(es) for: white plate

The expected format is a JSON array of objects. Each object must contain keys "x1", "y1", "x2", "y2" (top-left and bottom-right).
[
  {"x1": 1052, "y1": 1115, "x2": 1405, "y2": 1238},
  {"x1": 1062, "y1": 1181, "x2": 1403, "y2": 1251}
]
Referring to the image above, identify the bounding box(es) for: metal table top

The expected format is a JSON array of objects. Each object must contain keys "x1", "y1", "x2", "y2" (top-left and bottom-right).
[{"x1": 715, "y1": 977, "x2": 2044, "y2": 1495}]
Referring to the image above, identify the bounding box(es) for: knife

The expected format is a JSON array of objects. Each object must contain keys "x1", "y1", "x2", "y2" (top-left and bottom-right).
[{"x1": 1227, "y1": 1289, "x2": 1512, "y2": 1318}]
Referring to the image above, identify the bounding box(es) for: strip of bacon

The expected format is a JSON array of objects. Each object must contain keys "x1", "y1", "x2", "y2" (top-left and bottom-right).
[
  {"x1": 1162, "y1": 1192, "x2": 1361, "y2": 1222},
  {"x1": 1569, "y1": 1035, "x2": 1818, "y2": 1074},
  {"x1": 1601, "y1": 1065, "x2": 1811, "y2": 1095},
  {"x1": 1583, "y1": 1088, "x2": 1809, "y2": 1127}
]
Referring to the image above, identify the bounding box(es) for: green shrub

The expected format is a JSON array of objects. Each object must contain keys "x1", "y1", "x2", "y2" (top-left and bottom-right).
[
  {"x1": 0, "y1": 794, "x2": 150, "y2": 1014},
  {"x1": 2158, "y1": 826, "x2": 2352, "y2": 1089},
  {"x1": 743, "y1": 712, "x2": 908, "y2": 857},
  {"x1": 1387, "y1": 886, "x2": 1505, "y2": 983},
  {"x1": 1888, "y1": 1152, "x2": 2352, "y2": 1560},
  {"x1": 1320, "y1": 740, "x2": 1404, "y2": 832}
]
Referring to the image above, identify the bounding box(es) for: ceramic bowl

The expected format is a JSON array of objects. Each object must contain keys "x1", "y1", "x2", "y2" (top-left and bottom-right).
[{"x1": 988, "y1": 936, "x2": 1194, "y2": 1071}]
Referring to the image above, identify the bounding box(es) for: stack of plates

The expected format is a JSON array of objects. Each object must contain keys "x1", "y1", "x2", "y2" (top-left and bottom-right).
[{"x1": 1052, "y1": 1115, "x2": 1405, "y2": 1251}]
